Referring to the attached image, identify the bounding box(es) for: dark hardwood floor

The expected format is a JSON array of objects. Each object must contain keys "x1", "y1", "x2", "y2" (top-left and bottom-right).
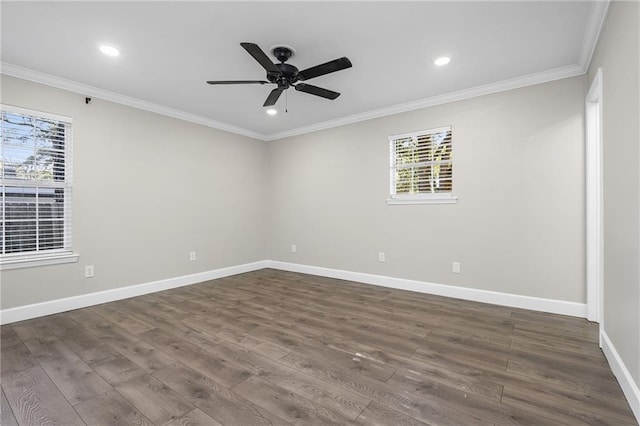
[{"x1": 1, "y1": 269, "x2": 637, "y2": 425}]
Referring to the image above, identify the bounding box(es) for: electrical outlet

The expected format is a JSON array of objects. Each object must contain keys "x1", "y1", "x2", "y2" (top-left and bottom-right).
[
  {"x1": 189, "y1": 251, "x2": 197, "y2": 262},
  {"x1": 452, "y1": 262, "x2": 461, "y2": 273},
  {"x1": 378, "y1": 252, "x2": 386, "y2": 262},
  {"x1": 291, "y1": 244, "x2": 297, "y2": 253},
  {"x1": 84, "y1": 265, "x2": 95, "y2": 278}
]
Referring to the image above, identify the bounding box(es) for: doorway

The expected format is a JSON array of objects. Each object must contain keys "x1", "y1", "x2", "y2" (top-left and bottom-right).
[{"x1": 585, "y1": 68, "x2": 603, "y2": 341}]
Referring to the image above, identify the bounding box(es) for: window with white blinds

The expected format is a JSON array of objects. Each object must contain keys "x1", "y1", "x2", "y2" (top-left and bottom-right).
[
  {"x1": 1, "y1": 105, "x2": 74, "y2": 265},
  {"x1": 388, "y1": 126, "x2": 455, "y2": 204}
]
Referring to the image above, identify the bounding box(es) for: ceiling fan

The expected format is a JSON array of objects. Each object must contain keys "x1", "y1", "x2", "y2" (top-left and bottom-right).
[{"x1": 206, "y1": 42, "x2": 352, "y2": 107}]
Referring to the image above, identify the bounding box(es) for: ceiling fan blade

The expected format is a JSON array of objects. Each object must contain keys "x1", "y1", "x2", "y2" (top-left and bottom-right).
[
  {"x1": 295, "y1": 83, "x2": 340, "y2": 100},
  {"x1": 206, "y1": 80, "x2": 269, "y2": 85},
  {"x1": 240, "y1": 42, "x2": 280, "y2": 74},
  {"x1": 263, "y1": 87, "x2": 285, "y2": 107},
  {"x1": 298, "y1": 57, "x2": 352, "y2": 81}
]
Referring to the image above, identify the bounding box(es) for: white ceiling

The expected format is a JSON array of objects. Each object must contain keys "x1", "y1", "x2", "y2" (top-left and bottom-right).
[{"x1": 1, "y1": 1, "x2": 605, "y2": 140}]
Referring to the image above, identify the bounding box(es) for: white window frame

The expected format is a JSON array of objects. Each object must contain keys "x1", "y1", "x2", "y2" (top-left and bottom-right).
[
  {"x1": 1, "y1": 104, "x2": 78, "y2": 270},
  {"x1": 387, "y1": 125, "x2": 457, "y2": 205}
]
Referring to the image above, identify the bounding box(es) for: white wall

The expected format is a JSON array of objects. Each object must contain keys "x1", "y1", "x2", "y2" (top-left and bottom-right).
[
  {"x1": 1, "y1": 75, "x2": 267, "y2": 309},
  {"x1": 588, "y1": 0, "x2": 640, "y2": 394},
  {"x1": 267, "y1": 76, "x2": 586, "y2": 303}
]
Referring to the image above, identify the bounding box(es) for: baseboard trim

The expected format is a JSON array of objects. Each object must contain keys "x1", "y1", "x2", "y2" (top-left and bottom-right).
[
  {"x1": 601, "y1": 331, "x2": 640, "y2": 422},
  {"x1": 0, "y1": 261, "x2": 267, "y2": 325},
  {"x1": 265, "y1": 260, "x2": 587, "y2": 318},
  {"x1": 0, "y1": 259, "x2": 588, "y2": 324}
]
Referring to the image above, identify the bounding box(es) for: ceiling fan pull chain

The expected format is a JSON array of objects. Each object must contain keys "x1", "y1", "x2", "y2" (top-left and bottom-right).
[{"x1": 285, "y1": 89, "x2": 288, "y2": 113}]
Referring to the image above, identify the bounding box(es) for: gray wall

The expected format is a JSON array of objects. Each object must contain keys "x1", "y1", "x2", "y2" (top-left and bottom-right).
[
  {"x1": 267, "y1": 76, "x2": 587, "y2": 303},
  {"x1": 588, "y1": 1, "x2": 640, "y2": 387},
  {"x1": 1, "y1": 62, "x2": 589, "y2": 312},
  {"x1": 1, "y1": 75, "x2": 267, "y2": 309}
]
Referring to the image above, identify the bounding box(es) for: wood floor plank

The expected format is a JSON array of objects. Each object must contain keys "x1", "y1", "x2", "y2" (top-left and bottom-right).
[
  {"x1": 171, "y1": 333, "x2": 371, "y2": 421},
  {"x1": 9, "y1": 319, "x2": 51, "y2": 341},
  {"x1": 165, "y1": 408, "x2": 223, "y2": 426},
  {"x1": 387, "y1": 365, "x2": 561, "y2": 425},
  {"x1": 0, "y1": 340, "x2": 39, "y2": 375},
  {"x1": 233, "y1": 375, "x2": 355, "y2": 426},
  {"x1": 242, "y1": 289, "x2": 435, "y2": 338},
  {"x1": 506, "y1": 354, "x2": 625, "y2": 398},
  {"x1": 74, "y1": 389, "x2": 154, "y2": 425},
  {"x1": 407, "y1": 337, "x2": 635, "y2": 418},
  {"x1": 184, "y1": 315, "x2": 397, "y2": 384},
  {"x1": 14, "y1": 327, "x2": 112, "y2": 406},
  {"x1": 89, "y1": 353, "x2": 147, "y2": 385},
  {"x1": 89, "y1": 303, "x2": 156, "y2": 335},
  {"x1": 255, "y1": 361, "x2": 370, "y2": 421},
  {"x1": 392, "y1": 364, "x2": 504, "y2": 402},
  {"x1": 238, "y1": 295, "x2": 431, "y2": 350},
  {"x1": 502, "y1": 384, "x2": 638, "y2": 425},
  {"x1": 355, "y1": 401, "x2": 430, "y2": 426},
  {"x1": 278, "y1": 350, "x2": 489, "y2": 425},
  {"x1": 510, "y1": 326, "x2": 604, "y2": 357},
  {"x1": 153, "y1": 362, "x2": 292, "y2": 425},
  {"x1": 139, "y1": 327, "x2": 253, "y2": 388},
  {"x1": 422, "y1": 328, "x2": 514, "y2": 360},
  {"x1": 114, "y1": 373, "x2": 194, "y2": 425},
  {"x1": 509, "y1": 335, "x2": 607, "y2": 363},
  {"x1": 178, "y1": 299, "x2": 274, "y2": 334},
  {"x1": 42, "y1": 314, "x2": 106, "y2": 353},
  {"x1": 413, "y1": 339, "x2": 509, "y2": 372},
  {"x1": 77, "y1": 342, "x2": 124, "y2": 365},
  {"x1": 172, "y1": 313, "x2": 291, "y2": 364},
  {"x1": 510, "y1": 309, "x2": 594, "y2": 329},
  {"x1": 237, "y1": 334, "x2": 292, "y2": 360},
  {"x1": 507, "y1": 345, "x2": 612, "y2": 375},
  {"x1": 427, "y1": 323, "x2": 513, "y2": 349},
  {"x1": 1, "y1": 326, "x2": 21, "y2": 344},
  {"x1": 102, "y1": 328, "x2": 177, "y2": 374},
  {"x1": 1, "y1": 388, "x2": 19, "y2": 426},
  {"x1": 43, "y1": 313, "x2": 127, "y2": 366},
  {"x1": 2, "y1": 366, "x2": 84, "y2": 425}
]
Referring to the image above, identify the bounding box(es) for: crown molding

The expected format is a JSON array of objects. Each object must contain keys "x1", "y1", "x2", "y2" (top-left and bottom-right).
[
  {"x1": 3, "y1": 61, "x2": 585, "y2": 143},
  {"x1": 264, "y1": 64, "x2": 586, "y2": 141},
  {"x1": 579, "y1": 0, "x2": 610, "y2": 71},
  {"x1": 1, "y1": 62, "x2": 268, "y2": 141}
]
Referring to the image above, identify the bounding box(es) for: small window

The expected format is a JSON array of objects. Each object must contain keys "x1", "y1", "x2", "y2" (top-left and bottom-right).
[
  {"x1": 1, "y1": 105, "x2": 77, "y2": 268},
  {"x1": 388, "y1": 126, "x2": 456, "y2": 204}
]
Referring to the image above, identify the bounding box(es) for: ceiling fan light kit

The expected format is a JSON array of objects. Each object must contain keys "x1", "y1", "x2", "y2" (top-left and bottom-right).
[{"x1": 207, "y1": 42, "x2": 352, "y2": 108}]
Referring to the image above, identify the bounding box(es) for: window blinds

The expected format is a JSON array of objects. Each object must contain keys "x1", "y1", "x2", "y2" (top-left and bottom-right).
[
  {"x1": 390, "y1": 126, "x2": 452, "y2": 197},
  {"x1": 1, "y1": 107, "x2": 73, "y2": 257}
]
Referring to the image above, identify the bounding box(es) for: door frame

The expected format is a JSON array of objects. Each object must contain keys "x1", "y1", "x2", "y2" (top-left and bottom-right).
[{"x1": 585, "y1": 68, "x2": 604, "y2": 338}]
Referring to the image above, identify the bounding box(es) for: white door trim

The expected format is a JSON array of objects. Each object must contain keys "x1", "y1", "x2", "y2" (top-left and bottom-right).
[{"x1": 585, "y1": 68, "x2": 604, "y2": 332}]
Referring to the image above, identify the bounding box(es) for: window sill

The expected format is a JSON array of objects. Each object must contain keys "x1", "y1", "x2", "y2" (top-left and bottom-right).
[
  {"x1": 0, "y1": 252, "x2": 80, "y2": 270},
  {"x1": 386, "y1": 196, "x2": 458, "y2": 205}
]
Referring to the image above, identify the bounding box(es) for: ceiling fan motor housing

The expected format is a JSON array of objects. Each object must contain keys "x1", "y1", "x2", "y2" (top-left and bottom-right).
[{"x1": 268, "y1": 63, "x2": 299, "y2": 88}]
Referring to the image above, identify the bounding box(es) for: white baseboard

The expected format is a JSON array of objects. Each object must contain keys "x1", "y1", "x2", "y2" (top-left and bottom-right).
[
  {"x1": 0, "y1": 261, "x2": 267, "y2": 325},
  {"x1": 265, "y1": 260, "x2": 587, "y2": 318},
  {"x1": 601, "y1": 331, "x2": 640, "y2": 423},
  {"x1": 0, "y1": 259, "x2": 588, "y2": 324}
]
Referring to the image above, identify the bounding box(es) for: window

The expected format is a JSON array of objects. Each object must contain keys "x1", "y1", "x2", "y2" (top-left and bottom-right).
[
  {"x1": 388, "y1": 125, "x2": 456, "y2": 204},
  {"x1": 1, "y1": 105, "x2": 77, "y2": 269}
]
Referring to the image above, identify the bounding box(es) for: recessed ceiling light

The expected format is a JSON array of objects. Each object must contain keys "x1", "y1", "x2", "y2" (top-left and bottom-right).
[
  {"x1": 99, "y1": 44, "x2": 120, "y2": 57},
  {"x1": 434, "y1": 56, "x2": 451, "y2": 66},
  {"x1": 266, "y1": 109, "x2": 278, "y2": 116}
]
